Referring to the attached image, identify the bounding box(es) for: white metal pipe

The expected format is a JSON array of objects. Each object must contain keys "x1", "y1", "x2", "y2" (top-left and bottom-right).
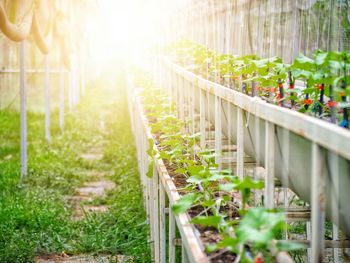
[
  {"x1": 160, "y1": 184, "x2": 166, "y2": 263},
  {"x1": 200, "y1": 89, "x2": 206, "y2": 149},
  {"x1": 215, "y1": 95, "x2": 222, "y2": 168},
  {"x1": 44, "y1": 55, "x2": 51, "y2": 143},
  {"x1": 311, "y1": 143, "x2": 325, "y2": 262},
  {"x1": 182, "y1": 244, "x2": 190, "y2": 263},
  {"x1": 236, "y1": 108, "x2": 244, "y2": 180},
  {"x1": 0, "y1": 69, "x2": 68, "y2": 74},
  {"x1": 332, "y1": 224, "x2": 339, "y2": 263},
  {"x1": 265, "y1": 121, "x2": 275, "y2": 209},
  {"x1": 306, "y1": 221, "x2": 312, "y2": 262},
  {"x1": 81, "y1": 54, "x2": 86, "y2": 97},
  {"x1": 149, "y1": 170, "x2": 155, "y2": 260},
  {"x1": 59, "y1": 66, "x2": 64, "y2": 130},
  {"x1": 75, "y1": 69, "x2": 80, "y2": 104},
  {"x1": 68, "y1": 71, "x2": 73, "y2": 111},
  {"x1": 153, "y1": 166, "x2": 160, "y2": 263},
  {"x1": 179, "y1": 77, "x2": 185, "y2": 121},
  {"x1": 190, "y1": 83, "x2": 195, "y2": 134},
  {"x1": 169, "y1": 208, "x2": 176, "y2": 263},
  {"x1": 19, "y1": 41, "x2": 27, "y2": 182}
]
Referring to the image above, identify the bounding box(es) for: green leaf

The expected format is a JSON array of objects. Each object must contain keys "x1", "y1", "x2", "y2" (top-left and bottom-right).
[
  {"x1": 295, "y1": 53, "x2": 315, "y2": 65},
  {"x1": 236, "y1": 208, "x2": 285, "y2": 248},
  {"x1": 159, "y1": 151, "x2": 171, "y2": 161},
  {"x1": 175, "y1": 167, "x2": 187, "y2": 174},
  {"x1": 191, "y1": 215, "x2": 223, "y2": 229},
  {"x1": 186, "y1": 176, "x2": 202, "y2": 184},
  {"x1": 189, "y1": 132, "x2": 201, "y2": 139},
  {"x1": 172, "y1": 193, "x2": 201, "y2": 214},
  {"x1": 207, "y1": 173, "x2": 225, "y2": 181},
  {"x1": 187, "y1": 165, "x2": 205, "y2": 176},
  {"x1": 146, "y1": 138, "x2": 156, "y2": 157},
  {"x1": 329, "y1": 60, "x2": 343, "y2": 70},
  {"x1": 205, "y1": 244, "x2": 218, "y2": 253},
  {"x1": 234, "y1": 176, "x2": 264, "y2": 191},
  {"x1": 217, "y1": 236, "x2": 239, "y2": 252},
  {"x1": 202, "y1": 199, "x2": 216, "y2": 207},
  {"x1": 333, "y1": 76, "x2": 345, "y2": 87},
  {"x1": 146, "y1": 158, "x2": 154, "y2": 178},
  {"x1": 219, "y1": 183, "x2": 235, "y2": 192},
  {"x1": 314, "y1": 50, "x2": 328, "y2": 66},
  {"x1": 302, "y1": 87, "x2": 316, "y2": 94}
]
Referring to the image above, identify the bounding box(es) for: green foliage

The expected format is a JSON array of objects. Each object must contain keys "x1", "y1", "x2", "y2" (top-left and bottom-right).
[
  {"x1": 139, "y1": 74, "x2": 294, "y2": 261},
  {"x1": 0, "y1": 77, "x2": 150, "y2": 262},
  {"x1": 172, "y1": 193, "x2": 202, "y2": 214},
  {"x1": 236, "y1": 208, "x2": 284, "y2": 249},
  {"x1": 165, "y1": 40, "x2": 350, "y2": 123}
]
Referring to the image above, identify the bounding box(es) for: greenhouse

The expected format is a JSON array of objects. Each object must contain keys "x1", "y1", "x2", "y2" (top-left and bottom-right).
[{"x1": 0, "y1": 0, "x2": 349, "y2": 262}]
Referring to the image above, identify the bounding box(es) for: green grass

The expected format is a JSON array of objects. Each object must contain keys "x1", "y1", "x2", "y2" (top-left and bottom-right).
[{"x1": 0, "y1": 73, "x2": 151, "y2": 262}]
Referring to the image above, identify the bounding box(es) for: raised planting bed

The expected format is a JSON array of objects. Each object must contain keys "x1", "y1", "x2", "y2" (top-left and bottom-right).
[
  {"x1": 127, "y1": 74, "x2": 297, "y2": 262},
  {"x1": 127, "y1": 78, "x2": 208, "y2": 263},
  {"x1": 157, "y1": 55, "x2": 350, "y2": 243},
  {"x1": 163, "y1": 40, "x2": 350, "y2": 128}
]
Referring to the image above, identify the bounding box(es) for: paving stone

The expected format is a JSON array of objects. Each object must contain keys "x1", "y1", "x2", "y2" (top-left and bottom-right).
[
  {"x1": 80, "y1": 153, "x2": 103, "y2": 161},
  {"x1": 35, "y1": 254, "x2": 133, "y2": 263},
  {"x1": 76, "y1": 180, "x2": 115, "y2": 197}
]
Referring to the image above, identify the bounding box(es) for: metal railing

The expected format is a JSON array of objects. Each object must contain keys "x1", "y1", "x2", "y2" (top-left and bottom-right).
[
  {"x1": 149, "y1": 56, "x2": 350, "y2": 262},
  {"x1": 127, "y1": 78, "x2": 210, "y2": 263}
]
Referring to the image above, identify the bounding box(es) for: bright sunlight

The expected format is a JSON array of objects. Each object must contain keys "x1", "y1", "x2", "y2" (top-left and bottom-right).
[{"x1": 1, "y1": 0, "x2": 350, "y2": 262}]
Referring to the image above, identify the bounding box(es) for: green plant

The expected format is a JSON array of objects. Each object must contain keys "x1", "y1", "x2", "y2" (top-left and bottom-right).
[
  {"x1": 164, "y1": 40, "x2": 350, "y2": 128},
  {"x1": 138, "y1": 74, "x2": 302, "y2": 262}
]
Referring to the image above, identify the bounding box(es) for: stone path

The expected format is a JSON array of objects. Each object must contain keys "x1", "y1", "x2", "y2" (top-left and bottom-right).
[
  {"x1": 36, "y1": 142, "x2": 122, "y2": 262},
  {"x1": 35, "y1": 254, "x2": 133, "y2": 263},
  {"x1": 71, "y1": 178, "x2": 115, "y2": 220},
  {"x1": 70, "y1": 145, "x2": 116, "y2": 220}
]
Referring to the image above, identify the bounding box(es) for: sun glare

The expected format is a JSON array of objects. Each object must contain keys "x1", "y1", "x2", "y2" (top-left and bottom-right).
[{"x1": 85, "y1": 0, "x2": 175, "y2": 74}]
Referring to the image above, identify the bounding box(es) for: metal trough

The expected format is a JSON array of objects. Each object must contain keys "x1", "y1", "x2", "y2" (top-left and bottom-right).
[{"x1": 161, "y1": 58, "x2": 350, "y2": 237}]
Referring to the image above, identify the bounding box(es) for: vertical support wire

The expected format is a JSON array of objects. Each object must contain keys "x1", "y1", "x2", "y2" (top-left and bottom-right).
[
  {"x1": 44, "y1": 55, "x2": 51, "y2": 143},
  {"x1": 20, "y1": 41, "x2": 27, "y2": 183},
  {"x1": 311, "y1": 143, "x2": 325, "y2": 262}
]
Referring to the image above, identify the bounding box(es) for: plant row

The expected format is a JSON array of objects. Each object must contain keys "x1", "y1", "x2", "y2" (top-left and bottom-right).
[
  {"x1": 162, "y1": 40, "x2": 350, "y2": 128},
  {"x1": 136, "y1": 74, "x2": 302, "y2": 263}
]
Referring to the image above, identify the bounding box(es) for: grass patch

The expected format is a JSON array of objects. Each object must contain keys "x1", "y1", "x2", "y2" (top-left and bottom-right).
[{"x1": 0, "y1": 74, "x2": 150, "y2": 262}]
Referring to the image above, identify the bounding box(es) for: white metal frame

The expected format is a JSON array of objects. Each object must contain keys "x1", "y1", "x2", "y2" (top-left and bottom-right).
[
  {"x1": 155, "y1": 57, "x2": 350, "y2": 262},
  {"x1": 127, "y1": 78, "x2": 209, "y2": 263}
]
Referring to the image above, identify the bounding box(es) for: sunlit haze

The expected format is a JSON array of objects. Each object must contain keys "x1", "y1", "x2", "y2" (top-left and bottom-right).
[{"x1": 85, "y1": 0, "x2": 188, "y2": 74}]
